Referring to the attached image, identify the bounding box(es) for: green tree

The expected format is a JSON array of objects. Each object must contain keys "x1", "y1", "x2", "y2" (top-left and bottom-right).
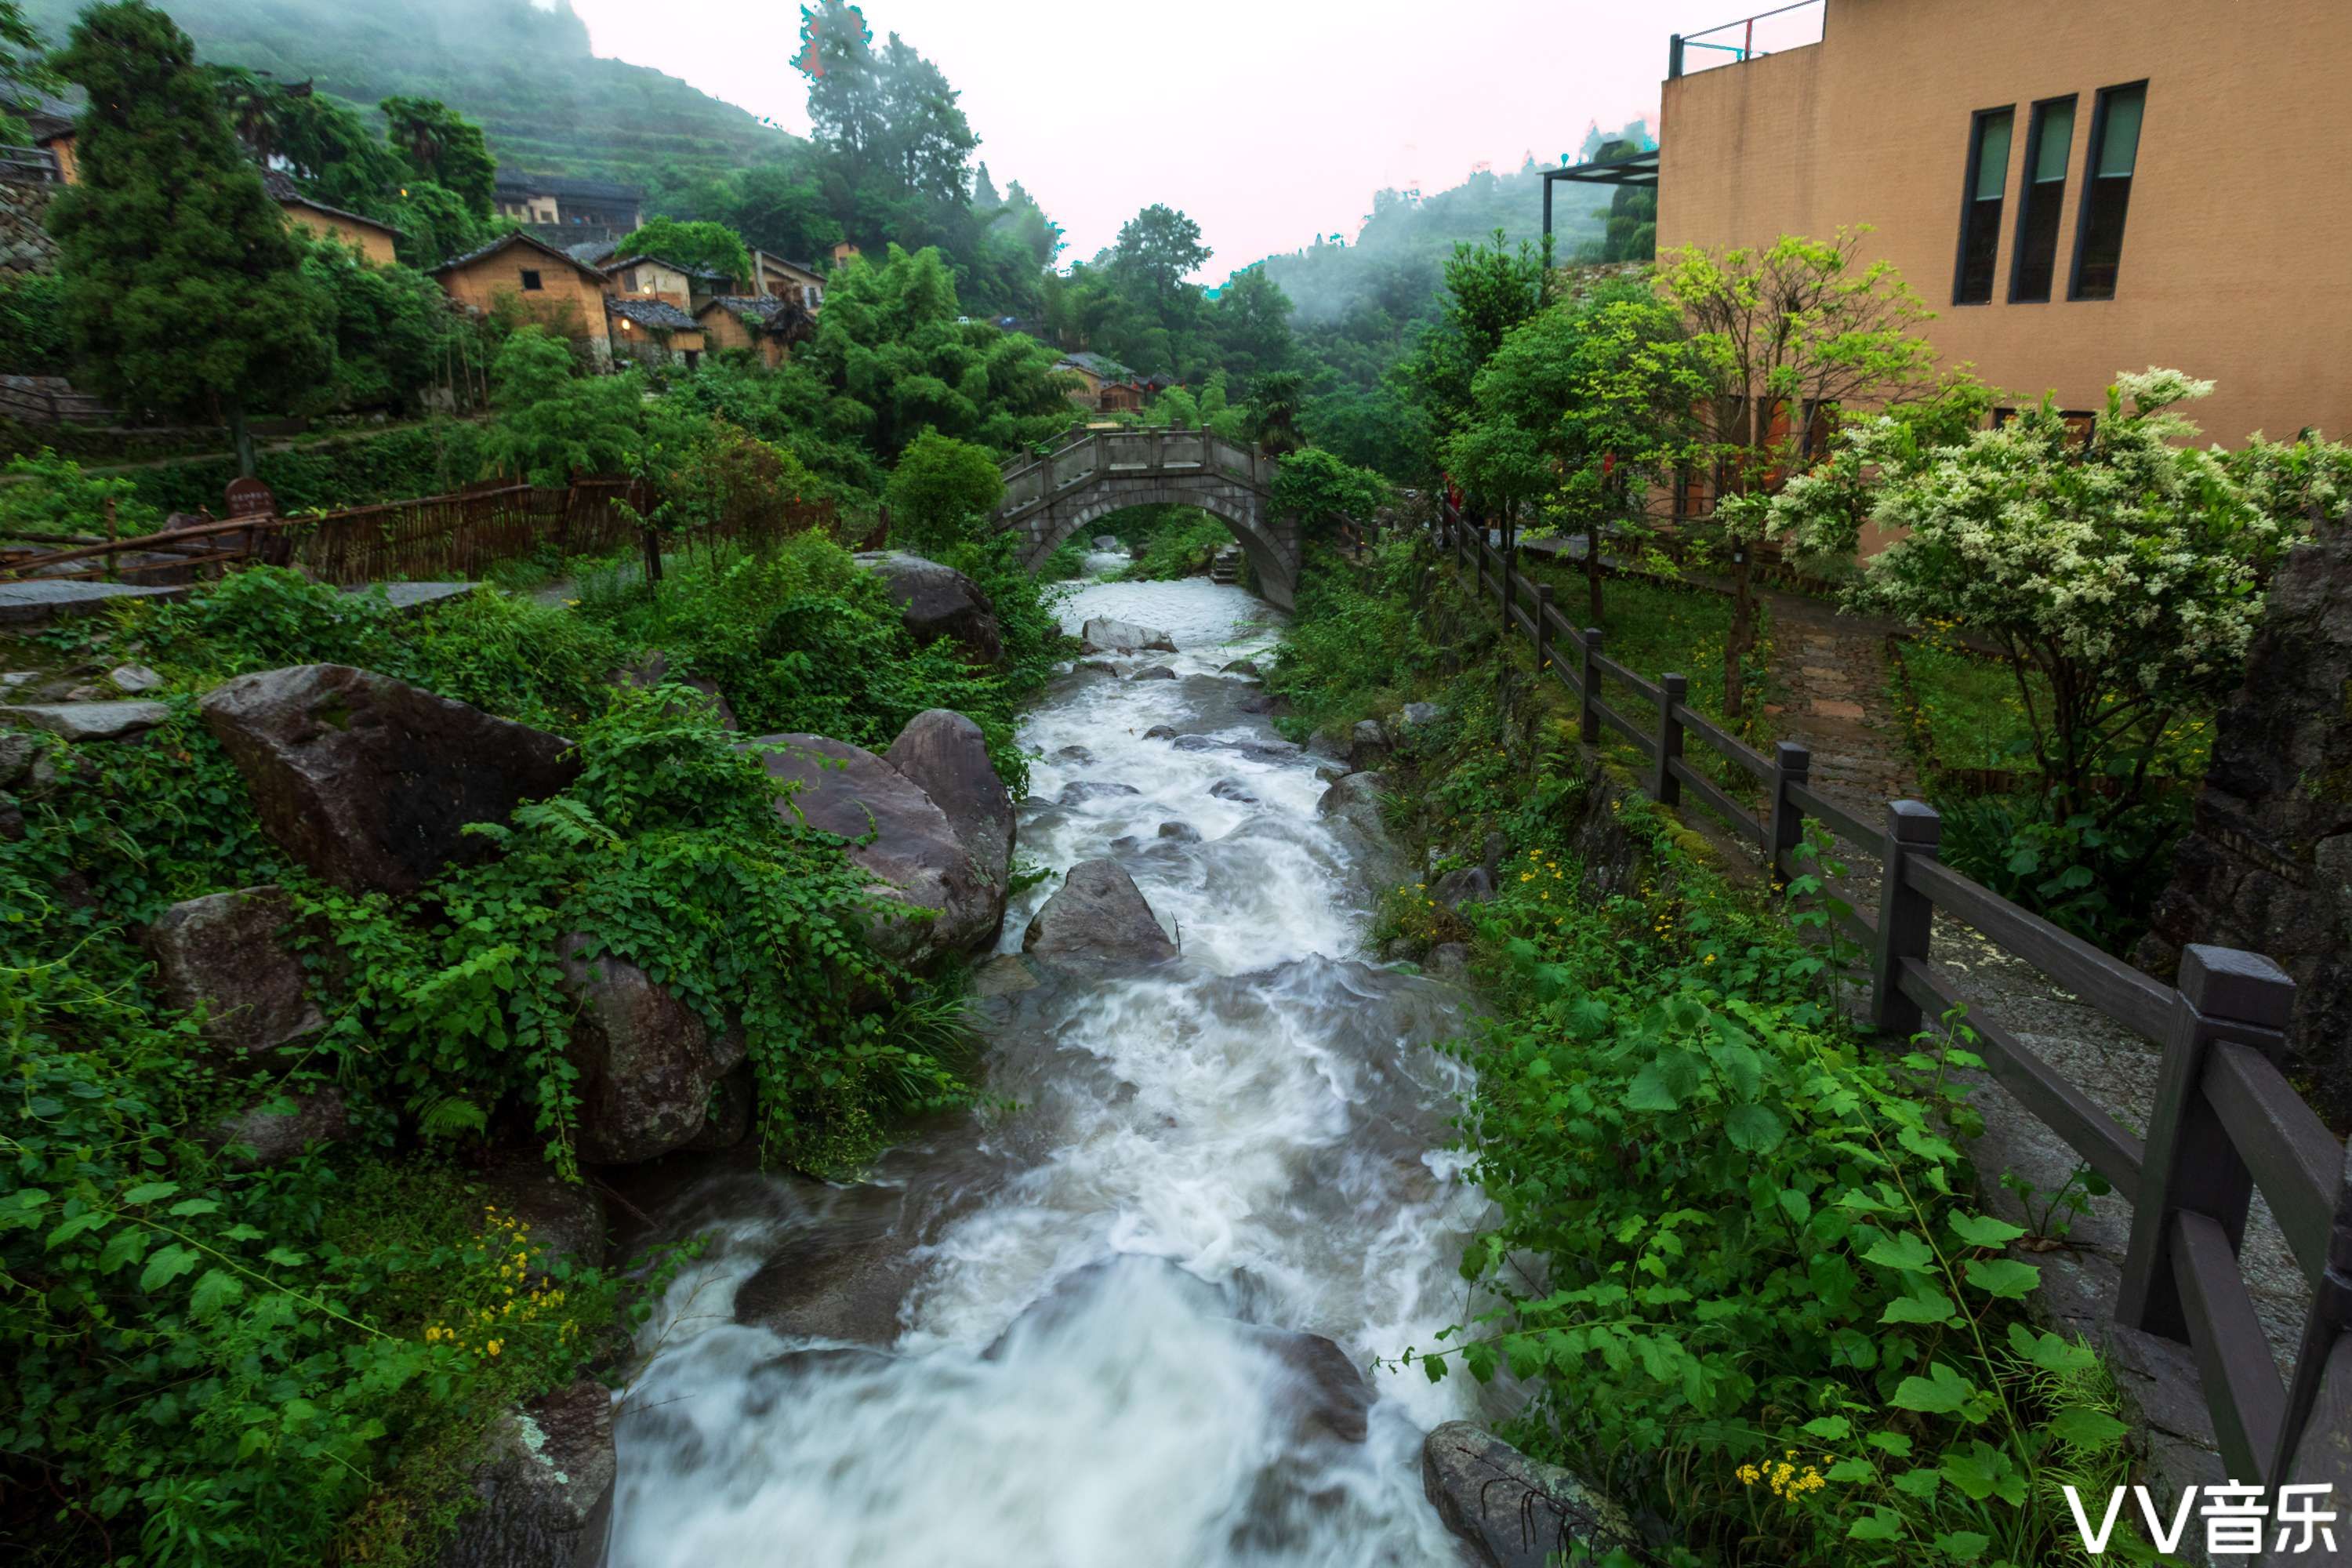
[
  {"x1": 0, "y1": 0, "x2": 54, "y2": 143},
  {"x1": 612, "y1": 216, "x2": 754, "y2": 285},
  {"x1": 1456, "y1": 279, "x2": 1704, "y2": 621},
  {"x1": 479, "y1": 326, "x2": 647, "y2": 485},
  {"x1": 1210, "y1": 264, "x2": 1294, "y2": 385},
  {"x1": 1406, "y1": 230, "x2": 1556, "y2": 486},
  {"x1": 47, "y1": 0, "x2": 333, "y2": 475},
  {"x1": 1247, "y1": 369, "x2": 1308, "y2": 456},
  {"x1": 1112, "y1": 203, "x2": 1210, "y2": 300},
  {"x1": 380, "y1": 94, "x2": 495, "y2": 217},
  {"x1": 299, "y1": 236, "x2": 463, "y2": 415},
  {"x1": 884, "y1": 430, "x2": 1005, "y2": 554},
  {"x1": 1272, "y1": 446, "x2": 1389, "y2": 546},
  {"x1": 1658, "y1": 228, "x2": 1937, "y2": 717}
]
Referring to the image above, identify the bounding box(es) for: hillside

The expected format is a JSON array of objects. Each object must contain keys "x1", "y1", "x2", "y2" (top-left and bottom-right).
[{"x1": 21, "y1": 0, "x2": 799, "y2": 185}]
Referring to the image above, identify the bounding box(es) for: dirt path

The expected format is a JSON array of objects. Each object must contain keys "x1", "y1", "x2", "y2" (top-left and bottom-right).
[{"x1": 1760, "y1": 590, "x2": 1918, "y2": 808}]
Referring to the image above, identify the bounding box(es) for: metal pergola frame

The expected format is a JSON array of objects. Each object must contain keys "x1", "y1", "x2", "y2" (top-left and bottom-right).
[{"x1": 1539, "y1": 147, "x2": 1660, "y2": 243}]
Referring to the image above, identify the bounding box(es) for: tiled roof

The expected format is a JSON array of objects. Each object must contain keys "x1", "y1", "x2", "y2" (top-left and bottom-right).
[
  {"x1": 606, "y1": 296, "x2": 700, "y2": 332},
  {"x1": 1058, "y1": 351, "x2": 1132, "y2": 379},
  {"x1": 260, "y1": 169, "x2": 405, "y2": 239},
  {"x1": 431, "y1": 229, "x2": 605, "y2": 278}
]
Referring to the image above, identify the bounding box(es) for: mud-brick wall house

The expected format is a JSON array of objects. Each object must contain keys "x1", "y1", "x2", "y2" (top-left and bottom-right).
[
  {"x1": 693, "y1": 294, "x2": 810, "y2": 369},
  {"x1": 431, "y1": 232, "x2": 614, "y2": 353}
]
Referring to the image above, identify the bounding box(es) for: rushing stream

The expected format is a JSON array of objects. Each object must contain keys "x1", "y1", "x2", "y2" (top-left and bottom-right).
[{"x1": 606, "y1": 557, "x2": 1490, "y2": 1566}]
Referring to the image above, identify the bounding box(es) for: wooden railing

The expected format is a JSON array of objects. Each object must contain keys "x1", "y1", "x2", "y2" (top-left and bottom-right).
[
  {"x1": 1, "y1": 478, "x2": 840, "y2": 587},
  {"x1": 1432, "y1": 499, "x2": 2352, "y2": 1498}
]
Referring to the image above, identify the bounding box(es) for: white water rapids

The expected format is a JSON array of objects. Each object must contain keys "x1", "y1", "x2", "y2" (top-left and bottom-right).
[{"x1": 606, "y1": 558, "x2": 1493, "y2": 1566}]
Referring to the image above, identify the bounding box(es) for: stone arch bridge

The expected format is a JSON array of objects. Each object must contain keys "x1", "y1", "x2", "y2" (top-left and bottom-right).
[{"x1": 993, "y1": 427, "x2": 1298, "y2": 609}]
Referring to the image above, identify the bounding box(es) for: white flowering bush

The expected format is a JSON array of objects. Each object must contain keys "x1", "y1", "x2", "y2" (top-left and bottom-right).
[{"x1": 1770, "y1": 369, "x2": 2329, "y2": 821}]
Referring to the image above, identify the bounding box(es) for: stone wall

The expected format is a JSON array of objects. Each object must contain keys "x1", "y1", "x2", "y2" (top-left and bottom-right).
[
  {"x1": 2140, "y1": 522, "x2": 2352, "y2": 1116},
  {"x1": 0, "y1": 178, "x2": 56, "y2": 278}
]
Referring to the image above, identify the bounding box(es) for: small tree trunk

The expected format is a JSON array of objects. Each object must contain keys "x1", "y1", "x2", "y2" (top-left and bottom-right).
[
  {"x1": 227, "y1": 405, "x2": 257, "y2": 479},
  {"x1": 1723, "y1": 554, "x2": 1754, "y2": 720}
]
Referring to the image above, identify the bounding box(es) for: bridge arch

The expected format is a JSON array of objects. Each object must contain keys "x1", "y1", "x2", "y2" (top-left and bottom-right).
[{"x1": 992, "y1": 429, "x2": 1299, "y2": 610}]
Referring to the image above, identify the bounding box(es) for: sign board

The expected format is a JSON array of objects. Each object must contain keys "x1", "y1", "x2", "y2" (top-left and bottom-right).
[{"x1": 223, "y1": 477, "x2": 278, "y2": 520}]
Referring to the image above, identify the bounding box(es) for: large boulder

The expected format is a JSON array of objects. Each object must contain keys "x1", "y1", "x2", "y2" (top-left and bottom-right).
[
  {"x1": 1022, "y1": 858, "x2": 1178, "y2": 967},
  {"x1": 884, "y1": 710, "x2": 1013, "y2": 893},
  {"x1": 1347, "y1": 720, "x2": 1391, "y2": 773},
  {"x1": 1421, "y1": 1422, "x2": 1637, "y2": 1568},
  {"x1": 610, "y1": 651, "x2": 736, "y2": 731},
  {"x1": 200, "y1": 665, "x2": 579, "y2": 897},
  {"x1": 477, "y1": 1153, "x2": 608, "y2": 1283},
  {"x1": 0, "y1": 700, "x2": 171, "y2": 742},
  {"x1": 749, "y1": 733, "x2": 1001, "y2": 964},
  {"x1": 437, "y1": 1377, "x2": 615, "y2": 1568},
  {"x1": 853, "y1": 550, "x2": 1003, "y2": 666},
  {"x1": 209, "y1": 1087, "x2": 350, "y2": 1167},
  {"x1": 142, "y1": 886, "x2": 324, "y2": 1060},
  {"x1": 1078, "y1": 617, "x2": 1176, "y2": 655},
  {"x1": 557, "y1": 934, "x2": 747, "y2": 1166},
  {"x1": 1316, "y1": 771, "x2": 1388, "y2": 838}
]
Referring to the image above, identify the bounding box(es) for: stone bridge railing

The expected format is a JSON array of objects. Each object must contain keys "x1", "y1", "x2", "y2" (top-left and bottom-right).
[{"x1": 997, "y1": 427, "x2": 1277, "y2": 521}]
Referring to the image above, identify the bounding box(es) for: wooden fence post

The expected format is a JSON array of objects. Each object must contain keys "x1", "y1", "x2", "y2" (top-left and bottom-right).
[
  {"x1": 1869, "y1": 799, "x2": 1941, "y2": 1036},
  {"x1": 2274, "y1": 1142, "x2": 2352, "y2": 1494},
  {"x1": 1577, "y1": 628, "x2": 1602, "y2": 745},
  {"x1": 1501, "y1": 543, "x2": 1516, "y2": 629},
  {"x1": 1766, "y1": 741, "x2": 1810, "y2": 885},
  {"x1": 2118, "y1": 945, "x2": 2296, "y2": 1349},
  {"x1": 1653, "y1": 673, "x2": 1687, "y2": 804},
  {"x1": 1533, "y1": 583, "x2": 1553, "y2": 676}
]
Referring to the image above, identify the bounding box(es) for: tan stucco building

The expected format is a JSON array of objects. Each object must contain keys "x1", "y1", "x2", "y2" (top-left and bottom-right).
[
  {"x1": 1657, "y1": 0, "x2": 2352, "y2": 445},
  {"x1": 430, "y1": 231, "x2": 612, "y2": 345}
]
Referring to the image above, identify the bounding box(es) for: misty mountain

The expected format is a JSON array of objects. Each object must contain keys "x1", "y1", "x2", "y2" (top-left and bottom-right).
[{"x1": 20, "y1": 0, "x2": 797, "y2": 183}]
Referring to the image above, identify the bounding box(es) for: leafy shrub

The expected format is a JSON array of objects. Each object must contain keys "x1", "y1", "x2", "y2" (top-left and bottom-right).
[
  {"x1": 0, "y1": 269, "x2": 71, "y2": 376},
  {"x1": 1113, "y1": 511, "x2": 1230, "y2": 582},
  {"x1": 0, "y1": 445, "x2": 162, "y2": 541},
  {"x1": 1931, "y1": 790, "x2": 2188, "y2": 953},
  {"x1": 122, "y1": 421, "x2": 490, "y2": 516},
  {"x1": 883, "y1": 430, "x2": 1006, "y2": 554}
]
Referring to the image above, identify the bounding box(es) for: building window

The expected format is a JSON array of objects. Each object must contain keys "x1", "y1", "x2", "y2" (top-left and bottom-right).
[
  {"x1": 520, "y1": 270, "x2": 543, "y2": 292},
  {"x1": 1953, "y1": 107, "x2": 2013, "y2": 304},
  {"x1": 2071, "y1": 82, "x2": 2146, "y2": 300},
  {"x1": 2009, "y1": 96, "x2": 2075, "y2": 303}
]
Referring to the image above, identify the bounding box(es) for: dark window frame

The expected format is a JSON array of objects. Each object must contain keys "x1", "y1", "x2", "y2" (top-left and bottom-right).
[
  {"x1": 2069, "y1": 80, "x2": 2148, "y2": 302},
  {"x1": 1951, "y1": 105, "x2": 2015, "y2": 306},
  {"x1": 2008, "y1": 93, "x2": 2078, "y2": 303},
  {"x1": 519, "y1": 269, "x2": 543, "y2": 292}
]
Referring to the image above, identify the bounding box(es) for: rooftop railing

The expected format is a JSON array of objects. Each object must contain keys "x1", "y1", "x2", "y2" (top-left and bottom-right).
[{"x1": 1669, "y1": 0, "x2": 1826, "y2": 79}]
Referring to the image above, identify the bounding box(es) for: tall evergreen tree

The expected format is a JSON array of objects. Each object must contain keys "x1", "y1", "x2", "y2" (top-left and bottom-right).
[
  {"x1": 47, "y1": 1, "x2": 332, "y2": 475},
  {"x1": 379, "y1": 94, "x2": 495, "y2": 217}
]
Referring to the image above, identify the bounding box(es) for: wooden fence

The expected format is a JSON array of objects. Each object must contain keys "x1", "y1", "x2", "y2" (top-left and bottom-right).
[
  {"x1": 0, "y1": 477, "x2": 843, "y2": 587},
  {"x1": 1432, "y1": 499, "x2": 2352, "y2": 1501}
]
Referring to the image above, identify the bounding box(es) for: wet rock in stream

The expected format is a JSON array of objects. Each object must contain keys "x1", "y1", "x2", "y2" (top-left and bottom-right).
[{"x1": 1022, "y1": 858, "x2": 1178, "y2": 967}]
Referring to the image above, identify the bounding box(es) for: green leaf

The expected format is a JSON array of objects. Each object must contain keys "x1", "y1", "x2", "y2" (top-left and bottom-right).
[
  {"x1": 1891, "y1": 1360, "x2": 1974, "y2": 1414},
  {"x1": 1801, "y1": 1415, "x2": 1852, "y2": 1440},
  {"x1": 1825, "y1": 1457, "x2": 1877, "y2": 1483},
  {"x1": 1777, "y1": 1187, "x2": 1812, "y2": 1225},
  {"x1": 1893, "y1": 1467, "x2": 1944, "y2": 1499},
  {"x1": 165, "y1": 1198, "x2": 222, "y2": 1218},
  {"x1": 1725, "y1": 1103, "x2": 1785, "y2": 1152},
  {"x1": 45, "y1": 1210, "x2": 109, "y2": 1248},
  {"x1": 1949, "y1": 1212, "x2": 2027, "y2": 1248},
  {"x1": 1934, "y1": 1530, "x2": 1991, "y2": 1562},
  {"x1": 1882, "y1": 1288, "x2": 1958, "y2": 1325},
  {"x1": 1865, "y1": 1432, "x2": 1915, "y2": 1458},
  {"x1": 2046, "y1": 1406, "x2": 2129, "y2": 1450},
  {"x1": 1862, "y1": 1231, "x2": 1936, "y2": 1275},
  {"x1": 138, "y1": 1243, "x2": 199, "y2": 1294},
  {"x1": 1849, "y1": 1509, "x2": 1904, "y2": 1542},
  {"x1": 1624, "y1": 1062, "x2": 1679, "y2": 1112},
  {"x1": 96, "y1": 1227, "x2": 151, "y2": 1274},
  {"x1": 188, "y1": 1269, "x2": 246, "y2": 1320},
  {"x1": 1940, "y1": 1443, "x2": 2011, "y2": 1501},
  {"x1": 121, "y1": 1181, "x2": 181, "y2": 1205},
  {"x1": 1963, "y1": 1258, "x2": 2041, "y2": 1300}
]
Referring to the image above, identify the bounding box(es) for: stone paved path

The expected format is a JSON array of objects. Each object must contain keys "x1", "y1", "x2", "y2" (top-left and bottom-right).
[{"x1": 1759, "y1": 590, "x2": 1918, "y2": 808}]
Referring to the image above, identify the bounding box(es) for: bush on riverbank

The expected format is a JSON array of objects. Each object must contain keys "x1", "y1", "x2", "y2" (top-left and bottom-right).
[
  {"x1": 1, "y1": 527, "x2": 1063, "y2": 1563},
  {"x1": 1278, "y1": 535, "x2": 2153, "y2": 1565}
]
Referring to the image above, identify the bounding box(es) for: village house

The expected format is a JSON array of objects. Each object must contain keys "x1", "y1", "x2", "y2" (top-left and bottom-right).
[
  {"x1": 602, "y1": 253, "x2": 731, "y2": 314},
  {"x1": 1054, "y1": 351, "x2": 1149, "y2": 413},
  {"x1": 693, "y1": 294, "x2": 812, "y2": 369},
  {"x1": 750, "y1": 250, "x2": 827, "y2": 311},
  {"x1": 260, "y1": 169, "x2": 401, "y2": 266},
  {"x1": 606, "y1": 296, "x2": 705, "y2": 371},
  {"x1": 492, "y1": 173, "x2": 644, "y2": 245},
  {"x1": 1644, "y1": 0, "x2": 2351, "y2": 472},
  {"x1": 430, "y1": 230, "x2": 613, "y2": 355}
]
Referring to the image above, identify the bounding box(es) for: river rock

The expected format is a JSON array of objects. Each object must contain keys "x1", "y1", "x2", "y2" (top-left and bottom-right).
[
  {"x1": 437, "y1": 1376, "x2": 615, "y2": 1568},
  {"x1": 884, "y1": 709, "x2": 1014, "y2": 893},
  {"x1": 610, "y1": 650, "x2": 736, "y2": 731},
  {"x1": 1208, "y1": 777, "x2": 1258, "y2": 804},
  {"x1": 1023, "y1": 858, "x2": 1178, "y2": 967},
  {"x1": 1143, "y1": 724, "x2": 1179, "y2": 740},
  {"x1": 732, "y1": 1185, "x2": 924, "y2": 1346},
  {"x1": 1131, "y1": 664, "x2": 1178, "y2": 681},
  {"x1": 750, "y1": 732, "x2": 1001, "y2": 964},
  {"x1": 477, "y1": 1152, "x2": 608, "y2": 1281},
  {"x1": 0, "y1": 699, "x2": 171, "y2": 742},
  {"x1": 0, "y1": 728, "x2": 38, "y2": 788},
  {"x1": 1395, "y1": 701, "x2": 1445, "y2": 736},
  {"x1": 971, "y1": 952, "x2": 1042, "y2": 997},
  {"x1": 108, "y1": 663, "x2": 163, "y2": 694},
  {"x1": 1237, "y1": 692, "x2": 1283, "y2": 716},
  {"x1": 1347, "y1": 720, "x2": 1391, "y2": 772},
  {"x1": 854, "y1": 550, "x2": 1003, "y2": 665},
  {"x1": 1157, "y1": 821, "x2": 1201, "y2": 843},
  {"x1": 1092, "y1": 535, "x2": 1120, "y2": 550},
  {"x1": 210, "y1": 1087, "x2": 349, "y2": 1167},
  {"x1": 200, "y1": 665, "x2": 579, "y2": 897},
  {"x1": 1220, "y1": 659, "x2": 1263, "y2": 678},
  {"x1": 557, "y1": 934, "x2": 747, "y2": 1166},
  {"x1": 1052, "y1": 744, "x2": 1095, "y2": 764},
  {"x1": 1427, "y1": 943, "x2": 1471, "y2": 981},
  {"x1": 1432, "y1": 866, "x2": 1495, "y2": 909},
  {"x1": 1078, "y1": 617, "x2": 1176, "y2": 655},
  {"x1": 1421, "y1": 1422, "x2": 1636, "y2": 1568},
  {"x1": 1058, "y1": 779, "x2": 1140, "y2": 805},
  {"x1": 1316, "y1": 771, "x2": 1388, "y2": 838},
  {"x1": 142, "y1": 886, "x2": 325, "y2": 1060},
  {"x1": 1172, "y1": 733, "x2": 1300, "y2": 764}
]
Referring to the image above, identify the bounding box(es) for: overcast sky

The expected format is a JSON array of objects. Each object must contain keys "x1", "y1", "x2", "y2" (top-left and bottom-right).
[{"x1": 559, "y1": 1, "x2": 1806, "y2": 279}]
